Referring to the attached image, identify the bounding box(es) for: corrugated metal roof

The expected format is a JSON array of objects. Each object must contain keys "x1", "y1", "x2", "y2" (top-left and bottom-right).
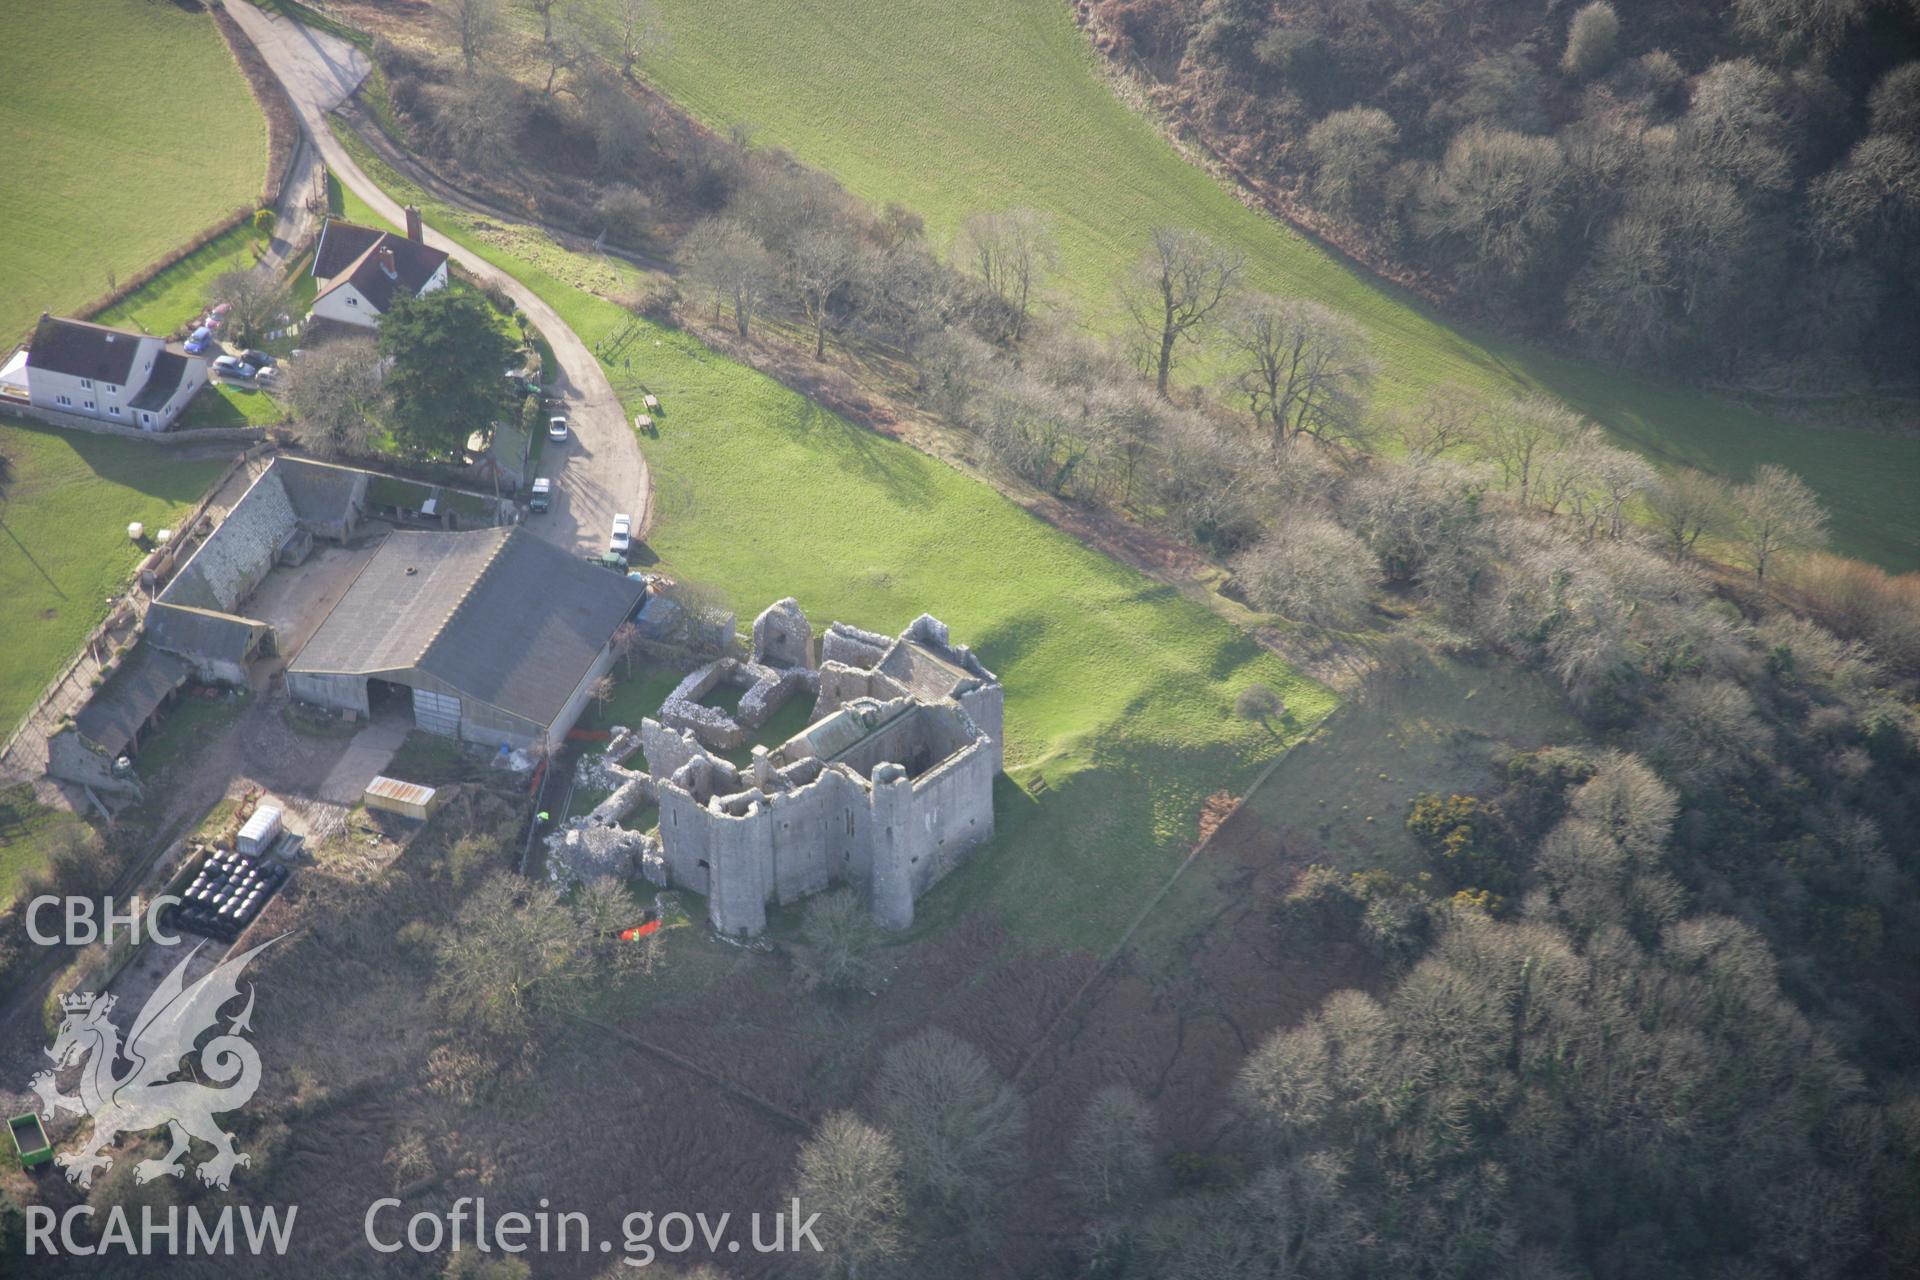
[
  {"x1": 290, "y1": 528, "x2": 511, "y2": 676},
  {"x1": 290, "y1": 527, "x2": 646, "y2": 728},
  {"x1": 365, "y1": 776, "x2": 436, "y2": 807}
]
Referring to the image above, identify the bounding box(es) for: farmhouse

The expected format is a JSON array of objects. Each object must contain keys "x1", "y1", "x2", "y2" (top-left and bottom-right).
[
  {"x1": 551, "y1": 604, "x2": 1002, "y2": 936},
  {"x1": 306, "y1": 208, "x2": 450, "y2": 330},
  {"x1": 1, "y1": 314, "x2": 207, "y2": 430},
  {"x1": 287, "y1": 527, "x2": 645, "y2": 752}
]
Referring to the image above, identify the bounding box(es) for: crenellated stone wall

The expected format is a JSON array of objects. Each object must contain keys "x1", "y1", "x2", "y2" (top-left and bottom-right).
[{"x1": 546, "y1": 606, "x2": 1002, "y2": 937}]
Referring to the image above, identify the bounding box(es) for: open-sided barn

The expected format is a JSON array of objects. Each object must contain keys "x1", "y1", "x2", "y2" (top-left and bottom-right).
[{"x1": 286, "y1": 527, "x2": 645, "y2": 752}]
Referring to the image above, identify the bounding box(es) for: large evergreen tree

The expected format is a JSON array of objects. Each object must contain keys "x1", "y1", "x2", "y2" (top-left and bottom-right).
[{"x1": 376, "y1": 289, "x2": 516, "y2": 459}]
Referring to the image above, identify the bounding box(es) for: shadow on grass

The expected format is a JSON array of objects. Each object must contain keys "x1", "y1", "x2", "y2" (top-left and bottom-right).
[
  {"x1": 39, "y1": 422, "x2": 228, "y2": 503},
  {"x1": 784, "y1": 396, "x2": 940, "y2": 508}
]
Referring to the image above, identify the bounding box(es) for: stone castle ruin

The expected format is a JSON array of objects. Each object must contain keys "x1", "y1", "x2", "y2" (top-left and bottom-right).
[{"x1": 550, "y1": 602, "x2": 1002, "y2": 936}]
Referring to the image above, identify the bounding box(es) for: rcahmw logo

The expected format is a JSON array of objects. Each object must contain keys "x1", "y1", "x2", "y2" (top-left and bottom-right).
[{"x1": 21, "y1": 937, "x2": 300, "y2": 1257}]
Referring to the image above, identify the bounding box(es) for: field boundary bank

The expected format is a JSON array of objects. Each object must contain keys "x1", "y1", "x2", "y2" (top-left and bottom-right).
[
  {"x1": 566, "y1": 1013, "x2": 811, "y2": 1132},
  {"x1": 212, "y1": 0, "x2": 301, "y2": 209},
  {"x1": 1008, "y1": 703, "x2": 1354, "y2": 1084}
]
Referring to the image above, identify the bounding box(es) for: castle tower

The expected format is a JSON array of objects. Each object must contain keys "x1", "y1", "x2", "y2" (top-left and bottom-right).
[
  {"x1": 868, "y1": 764, "x2": 916, "y2": 931},
  {"x1": 706, "y1": 799, "x2": 772, "y2": 936}
]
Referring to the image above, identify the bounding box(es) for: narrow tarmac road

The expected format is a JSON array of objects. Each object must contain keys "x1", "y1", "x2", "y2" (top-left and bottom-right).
[{"x1": 226, "y1": 1, "x2": 652, "y2": 551}]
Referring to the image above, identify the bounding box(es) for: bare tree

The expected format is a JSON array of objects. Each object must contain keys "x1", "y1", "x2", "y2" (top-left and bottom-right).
[
  {"x1": 1232, "y1": 514, "x2": 1381, "y2": 628},
  {"x1": 587, "y1": 675, "x2": 616, "y2": 717},
  {"x1": 796, "y1": 888, "x2": 882, "y2": 997},
  {"x1": 1305, "y1": 107, "x2": 1400, "y2": 217},
  {"x1": 521, "y1": 0, "x2": 562, "y2": 44},
  {"x1": 540, "y1": 10, "x2": 594, "y2": 97},
  {"x1": 1393, "y1": 385, "x2": 1491, "y2": 461},
  {"x1": 426, "y1": 75, "x2": 526, "y2": 173},
  {"x1": 283, "y1": 338, "x2": 386, "y2": 458},
  {"x1": 206, "y1": 267, "x2": 287, "y2": 348},
  {"x1": 787, "y1": 224, "x2": 862, "y2": 359},
  {"x1": 793, "y1": 1112, "x2": 905, "y2": 1279},
  {"x1": 1809, "y1": 136, "x2": 1920, "y2": 257},
  {"x1": 433, "y1": 874, "x2": 588, "y2": 1043},
  {"x1": 1868, "y1": 62, "x2": 1920, "y2": 140},
  {"x1": 1224, "y1": 293, "x2": 1377, "y2": 449},
  {"x1": 1679, "y1": 59, "x2": 1794, "y2": 198},
  {"x1": 1235, "y1": 682, "x2": 1286, "y2": 725},
  {"x1": 609, "y1": 0, "x2": 664, "y2": 78},
  {"x1": 1647, "y1": 468, "x2": 1730, "y2": 560},
  {"x1": 1068, "y1": 1085, "x2": 1156, "y2": 1213},
  {"x1": 682, "y1": 218, "x2": 775, "y2": 338},
  {"x1": 1121, "y1": 226, "x2": 1246, "y2": 396},
  {"x1": 1478, "y1": 395, "x2": 1581, "y2": 508},
  {"x1": 1731, "y1": 0, "x2": 1869, "y2": 62},
  {"x1": 610, "y1": 622, "x2": 640, "y2": 679},
  {"x1": 447, "y1": 0, "x2": 501, "y2": 77},
  {"x1": 957, "y1": 207, "x2": 1056, "y2": 343},
  {"x1": 1419, "y1": 125, "x2": 1569, "y2": 284},
  {"x1": 1731, "y1": 463, "x2": 1827, "y2": 579},
  {"x1": 868, "y1": 1029, "x2": 1027, "y2": 1242}
]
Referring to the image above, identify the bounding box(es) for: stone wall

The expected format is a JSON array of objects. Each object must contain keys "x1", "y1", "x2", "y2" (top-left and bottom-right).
[
  {"x1": 159, "y1": 468, "x2": 297, "y2": 614},
  {"x1": 46, "y1": 728, "x2": 140, "y2": 798},
  {"x1": 554, "y1": 604, "x2": 1003, "y2": 938}
]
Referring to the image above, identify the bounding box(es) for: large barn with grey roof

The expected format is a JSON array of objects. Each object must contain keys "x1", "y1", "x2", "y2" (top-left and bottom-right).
[{"x1": 287, "y1": 527, "x2": 645, "y2": 751}]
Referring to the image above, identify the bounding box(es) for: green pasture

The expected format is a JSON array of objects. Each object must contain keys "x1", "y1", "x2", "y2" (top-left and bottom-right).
[
  {"x1": 0, "y1": 419, "x2": 227, "y2": 739},
  {"x1": 339, "y1": 129, "x2": 1336, "y2": 948},
  {"x1": 615, "y1": 0, "x2": 1916, "y2": 568},
  {"x1": 0, "y1": 0, "x2": 265, "y2": 342}
]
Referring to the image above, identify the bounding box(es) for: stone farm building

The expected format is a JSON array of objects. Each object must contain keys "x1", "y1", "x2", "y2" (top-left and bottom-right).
[
  {"x1": 46, "y1": 456, "x2": 371, "y2": 794},
  {"x1": 306, "y1": 210, "x2": 449, "y2": 330},
  {"x1": 553, "y1": 604, "x2": 1003, "y2": 935},
  {"x1": 45, "y1": 456, "x2": 536, "y2": 795},
  {"x1": 288, "y1": 527, "x2": 644, "y2": 752},
  {"x1": 0, "y1": 314, "x2": 207, "y2": 430}
]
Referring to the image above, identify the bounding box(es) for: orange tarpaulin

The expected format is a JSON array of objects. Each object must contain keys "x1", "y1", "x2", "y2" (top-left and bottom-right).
[{"x1": 619, "y1": 920, "x2": 661, "y2": 942}]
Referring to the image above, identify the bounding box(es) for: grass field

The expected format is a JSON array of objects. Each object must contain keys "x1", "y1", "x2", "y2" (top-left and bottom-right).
[
  {"x1": 0, "y1": 784, "x2": 91, "y2": 912},
  {"x1": 340, "y1": 129, "x2": 1336, "y2": 948},
  {"x1": 0, "y1": 0, "x2": 265, "y2": 343},
  {"x1": 618, "y1": 0, "x2": 1917, "y2": 569},
  {"x1": 95, "y1": 222, "x2": 268, "y2": 339},
  {"x1": 0, "y1": 420, "x2": 227, "y2": 739}
]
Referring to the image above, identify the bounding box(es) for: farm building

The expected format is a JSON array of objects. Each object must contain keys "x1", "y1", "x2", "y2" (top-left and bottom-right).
[
  {"x1": 44, "y1": 643, "x2": 196, "y2": 797},
  {"x1": 362, "y1": 776, "x2": 445, "y2": 821},
  {"x1": 287, "y1": 527, "x2": 646, "y2": 752},
  {"x1": 3, "y1": 314, "x2": 206, "y2": 430},
  {"x1": 144, "y1": 457, "x2": 372, "y2": 683},
  {"x1": 307, "y1": 211, "x2": 449, "y2": 330}
]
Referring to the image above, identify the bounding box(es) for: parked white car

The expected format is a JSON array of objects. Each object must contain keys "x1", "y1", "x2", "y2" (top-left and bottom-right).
[{"x1": 609, "y1": 513, "x2": 633, "y2": 555}]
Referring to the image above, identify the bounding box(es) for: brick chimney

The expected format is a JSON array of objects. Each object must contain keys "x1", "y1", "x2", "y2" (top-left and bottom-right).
[
  {"x1": 378, "y1": 246, "x2": 398, "y2": 279},
  {"x1": 404, "y1": 204, "x2": 423, "y2": 243}
]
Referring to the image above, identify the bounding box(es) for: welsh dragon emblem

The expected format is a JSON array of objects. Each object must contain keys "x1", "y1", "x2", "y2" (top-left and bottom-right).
[{"x1": 27, "y1": 938, "x2": 278, "y2": 1190}]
